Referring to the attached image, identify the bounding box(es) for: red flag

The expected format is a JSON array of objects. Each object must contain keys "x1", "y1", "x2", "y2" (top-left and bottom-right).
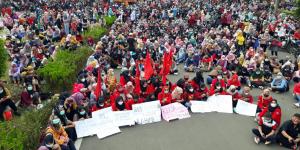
[
  {"x1": 160, "y1": 51, "x2": 173, "y2": 75},
  {"x1": 144, "y1": 52, "x2": 154, "y2": 80},
  {"x1": 94, "y1": 67, "x2": 102, "y2": 100},
  {"x1": 134, "y1": 63, "x2": 141, "y2": 95}
]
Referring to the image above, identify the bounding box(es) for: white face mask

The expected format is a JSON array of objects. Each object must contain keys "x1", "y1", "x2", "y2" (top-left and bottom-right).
[
  {"x1": 60, "y1": 110, "x2": 65, "y2": 116},
  {"x1": 244, "y1": 92, "x2": 249, "y2": 95},
  {"x1": 0, "y1": 88, "x2": 3, "y2": 94},
  {"x1": 79, "y1": 111, "x2": 86, "y2": 115},
  {"x1": 217, "y1": 76, "x2": 222, "y2": 80},
  {"x1": 118, "y1": 101, "x2": 124, "y2": 105},
  {"x1": 81, "y1": 78, "x2": 86, "y2": 82},
  {"x1": 27, "y1": 86, "x2": 33, "y2": 91},
  {"x1": 216, "y1": 86, "x2": 221, "y2": 89},
  {"x1": 189, "y1": 89, "x2": 194, "y2": 92},
  {"x1": 270, "y1": 103, "x2": 277, "y2": 108}
]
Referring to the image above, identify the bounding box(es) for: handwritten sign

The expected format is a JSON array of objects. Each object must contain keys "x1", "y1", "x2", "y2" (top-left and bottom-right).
[
  {"x1": 132, "y1": 100, "x2": 161, "y2": 125},
  {"x1": 214, "y1": 95, "x2": 233, "y2": 113},
  {"x1": 161, "y1": 102, "x2": 190, "y2": 121},
  {"x1": 191, "y1": 101, "x2": 213, "y2": 113},
  {"x1": 96, "y1": 122, "x2": 121, "y2": 139},
  {"x1": 112, "y1": 110, "x2": 135, "y2": 127},
  {"x1": 235, "y1": 100, "x2": 257, "y2": 116},
  {"x1": 75, "y1": 118, "x2": 103, "y2": 138},
  {"x1": 92, "y1": 107, "x2": 113, "y2": 121}
]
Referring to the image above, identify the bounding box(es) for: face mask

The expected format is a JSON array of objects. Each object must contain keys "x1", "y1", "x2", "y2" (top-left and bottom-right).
[
  {"x1": 256, "y1": 71, "x2": 260, "y2": 74},
  {"x1": 52, "y1": 118, "x2": 60, "y2": 125},
  {"x1": 100, "y1": 103, "x2": 104, "y2": 107},
  {"x1": 27, "y1": 86, "x2": 33, "y2": 91},
  {"x1": 81, "y1": 78, "x2": 86, "y2": 82},
  {"x1": 45, "y1": 143, "x2": 54, "y2": 148},
  {"x1": 60, "y1": 110, "x2": 65, "y2": 116},
  {"x1": 118, "y1": 101, "x2": 124, "y2": 105},
  {"x1": 216, "y1": 86, "x2": 221, "y2": 89},
  {"x1": 244, "y1": 92, "x2": 249, "y2": 95},
  {"x1": 217, "y1": 76, "x2": 222, "y2": 80},
  {"x1": 270, "y1": 103, "x2": 277, "y2": 107},
  {"x1": 189, "y1": 89, "x2": 194, "y2": 92},
  {"x1": 164, "y1": 90, "x2": 169, "y2": 93},
  {"x1": 0, "y1": 88, "x2": 3, "y2": 94},
  {"x1": 79, "y1": 111, "x2": 86, "y2": 115}
]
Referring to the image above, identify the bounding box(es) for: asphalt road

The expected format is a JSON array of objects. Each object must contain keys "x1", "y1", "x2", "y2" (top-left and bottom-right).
[{"x1": 79, "y1": 51, "x2": 299, "y2": 150}]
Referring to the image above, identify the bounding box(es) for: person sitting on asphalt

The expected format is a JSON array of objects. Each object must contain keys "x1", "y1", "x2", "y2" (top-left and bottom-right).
[
  {"x1": 38, "y1": 132, "x2": 61, "y2": 150},
  {"x1": 46, "y1": 115, "x2": 76, "y2": 150},
  {"x1": 252, "y1": 112, "x2": 277, "y2": 145},
  {"x1": 257, "y1": 99, "x2": 282, "y2": 126},
  {"x1": 240, "y1": 86, "x2": 254, "y2": 104},
  {"x1": 271, "y1": 72, "x2": 288, "y2": 93},
  {"x1": 293, "y1": 82, "x2": 300, "y2": 108},
  {"x1": 276, "y1": 113, "x2": 300, "y2": 149}
]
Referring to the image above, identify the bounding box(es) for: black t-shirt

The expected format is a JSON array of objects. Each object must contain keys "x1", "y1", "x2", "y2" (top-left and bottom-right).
[{"x1": 278, "y1": 120, "x2": 300, "y2": 138}]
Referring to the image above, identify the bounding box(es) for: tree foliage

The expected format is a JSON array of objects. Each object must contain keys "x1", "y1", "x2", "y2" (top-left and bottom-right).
[{"x1": 0, "y1": 39, "x2": 7, "y2": 78}]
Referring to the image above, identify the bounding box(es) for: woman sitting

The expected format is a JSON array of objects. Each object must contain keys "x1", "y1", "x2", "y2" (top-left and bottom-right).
[
  {"x1": 252, "y1": 112, "x2": 277, "y2": 145},
  {"x1": 271, "y1": 72, "x2": 288, "y2": 93}
]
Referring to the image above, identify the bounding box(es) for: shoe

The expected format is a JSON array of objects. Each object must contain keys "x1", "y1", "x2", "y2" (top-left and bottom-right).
[
  {"x1": 264, "y1": 141, "x2": 271, "y2": 145},
  {"x1": 254, "y1": 137, "x2": 260, "y2": 144},
  {"x1": 294, "y1": 103, "x2": 300, "y2": 108}
]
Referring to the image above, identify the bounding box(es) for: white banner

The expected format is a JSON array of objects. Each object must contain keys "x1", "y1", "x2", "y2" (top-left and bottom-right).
[
  {"x1": 190, "y1": 101, "x2": 213, "y2": 113},
  {"x1": 235, "y1": 100, "x2": 257, "y2": 116},
  {"x1": 161, "y1": 102, "x2": 190, "y2": 121},
  {"x1": 96, "y1": 123, "x2": 121, "y2": 139},
  {"x1": 132, "y1": 100, "x2": 161, "y2": 125},
  {"x1": 75, "y1": 118, "x2": 103, "y2": 138},
  {"x1": 92, "y1": 107, "x2": 113, "y2": 121},
  {"x1": 112, "y1": 110, "x2": 135, "y2": 127},
  {"x1": 191, "y1": 95, "x2": 233, "y2": 113}
]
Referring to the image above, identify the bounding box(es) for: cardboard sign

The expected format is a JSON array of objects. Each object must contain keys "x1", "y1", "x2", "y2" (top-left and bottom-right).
[
  {"x1": 191, "y1": 95, "x2": 233, "y2": 113},
  {"x1": 92, "y1": 107, "x2": 113, "y2": 120},
  {"x1": 112, "y1": 110, "x2": 135, "y2": 127},
  {"x1": 75, "y1": 118, "x2": 103, "y2": 138},
  {"x1": 235, "y1": 100, "x2": 257, "y2": 116},
  {"x1": 132, "y1": 100, "x2": 161, "y2": 125},
  {"x1": 96, "y1": 122, "x2": 121, "y2": 139},
  {"x1": 214, "y1": 95, "x2": 233, "y2": 113},
  {"x1": 190, "y1": 101, "x2": 213, "y2": 113},
  {"x1": 161, "y1": 102, "x2": 190, "y2": 121}
]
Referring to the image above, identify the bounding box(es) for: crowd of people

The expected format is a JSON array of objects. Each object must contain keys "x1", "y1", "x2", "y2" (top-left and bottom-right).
[{"x1": 1, "y1": 0, "x2": 300, "y2": 150}]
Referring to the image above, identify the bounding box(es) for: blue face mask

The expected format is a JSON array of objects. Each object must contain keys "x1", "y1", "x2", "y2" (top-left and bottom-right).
[
  {"x1": 60, "y1": 110, "x2": 65, "y2": 116},
  {"x1": 52, "y1": 118, "x2": 60, "y2": 125},
  {"x1": 79, "y1": 111, "x2": 86, "y2": 115}
]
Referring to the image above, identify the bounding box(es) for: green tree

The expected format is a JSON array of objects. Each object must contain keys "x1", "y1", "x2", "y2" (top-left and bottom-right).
[{"x1": 0, "y1": 39, "x2": 7, "y2": 78}]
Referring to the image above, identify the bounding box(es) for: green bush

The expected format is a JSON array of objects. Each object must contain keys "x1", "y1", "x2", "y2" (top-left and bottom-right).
[
  {"x1": 83, "y1": 26, "x2": 107, "y2": 40},
  {"x1": 37, "y1": 46, "x2": 93, "y2": 92},
  {"x1": 104, "y1": 15, "x2": 117, "y2": 27},
  {"x1": 0, "y1": 96, "x2": 59, "y2": 150},
  {"x1": 0, "y1": 39, "x2": 7, "y2": 78}
]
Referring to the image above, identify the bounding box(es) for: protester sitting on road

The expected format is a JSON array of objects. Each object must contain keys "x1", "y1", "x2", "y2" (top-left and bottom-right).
[
  {"x1": 38, "y1": 133, "x2": 61, "y2": 150},
  {"x1": 0, "y1": 82, "x2": 20, "y2": 120},
  {"x1": 46, "y1": 115, "x2": 76, "y2": 150},
  {"x1": 250, "y1": 67, "x2": 265, "y2": 89},
  {"x1": 257, "y1": 89, "x2": 273, "y2": 113},
  {"x1": 240, "y1": 86, "x2": 254, "y2": 104},
  {"x1": 252, "y1": 112, "x2": 277, "y2": 145},
  {"x1": 53, "y1": 106, "x2": 77, "y2": 142},
  {"x1": 276, "y1": 113, "x2": 300, "y2": 149},
  {"x1": 257, "y1": 99, "x2": 282, "y2": 126},
  {"x1": 293, "y1": 82, "x2": 300, "y2": 108},
  {"x1": 271, "y1": 72, "x2": 288, "y2": 93}
]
